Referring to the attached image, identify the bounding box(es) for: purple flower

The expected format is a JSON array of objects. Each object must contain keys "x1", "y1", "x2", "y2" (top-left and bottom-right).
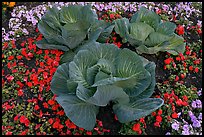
[
  {"x1": 192, "y1": 120, "x2": 201, "y2": 128},
  {"x1": 191, "y1": 101, "x2": 197, "y2": 108},
  {"x1": 165, "y1": 132, "x2": 171, "y2": 135},
  {"x1": 196, "y1": 99, "x2": 202, "y2": 108},
  {"x1": 172, "y1": 122, "x2": 179, "y2": 130},
  {"x1": 190, "y1": 115, "x2": 197, "y2": 122},
  {"x1": 182, "y1": 130, "x2": 190, "y2": 135},
  {"x1": 198, "y1": 113, "x2": 202, "y2": 120},
  {"x1": 182, "y1": 124, "x2": 189, "y2": 131}
]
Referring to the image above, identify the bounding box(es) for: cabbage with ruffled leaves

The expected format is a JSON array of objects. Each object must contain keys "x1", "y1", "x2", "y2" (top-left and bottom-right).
[
  {"x1": 36, "y1": 5, "x2": 114, "y2": 64},
  {"x1": 51, "y1": 42, "x2": 163, "y2": 130},
  {"x1": 114, "y1": 7, "x2": 185, "y2": 55}
]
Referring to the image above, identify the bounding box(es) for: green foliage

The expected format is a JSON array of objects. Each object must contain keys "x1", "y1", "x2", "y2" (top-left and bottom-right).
[
  {"x1": 51, "y1": 42, "x2": 163, "y2": 130},
  {"x1": 114, "y1": 7, "x2": 185, "y2": 55},
  {"x1": 36, "y1": 5, "x2": 114, "y2": 53}
]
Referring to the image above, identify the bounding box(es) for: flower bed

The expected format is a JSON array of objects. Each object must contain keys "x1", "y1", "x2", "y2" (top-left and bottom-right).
[{"x1": 2, "y1": 2, "x2": 202, "y2": 135}]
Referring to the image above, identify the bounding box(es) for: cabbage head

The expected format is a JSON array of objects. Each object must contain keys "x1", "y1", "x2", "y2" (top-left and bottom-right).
[
  {"x1": 51, "y1": 42, "x2": 163, "y2": 130},
  {"x1": 114, "y1": 7, "x2": 185, "y2": 55},
  {"x1": 36, "y1": 5, "x2": 114, "y2": 52}
]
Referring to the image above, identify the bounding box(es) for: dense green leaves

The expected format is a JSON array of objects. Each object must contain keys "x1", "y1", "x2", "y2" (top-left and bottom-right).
[
  {"x1": 114, "y1": 6, "x2": 185, "y2": 55},
  {"x1": 37, "y1": 5, "x2": 113, "y2": 54},
  {"x1": 51, "y1": 42, "x2": 163, "y2": 130}
]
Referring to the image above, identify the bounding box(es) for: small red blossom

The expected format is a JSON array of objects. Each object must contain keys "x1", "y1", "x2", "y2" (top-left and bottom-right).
[
  {"x1": 175, "y1": 75, "x2": 179, "y2": 81},
  {"x1": 48, "y1": 99, "x2": 55, "y2": 105},
  {"x1": 43, "y1": 102, "x2": 48, "y2": 108},
  {"x1": 176, "y1": 25, "x2": 184, "y2": 35},
  {"x1": 132, "y1": 123, "x2": 141, "y2": 132},
  {"x1": 48, "y1": 118, "x2": 54, "y2": 125},
  {"x1": 154, "y1": 121, "x2": 160, "y2": 127},
  {"x1": 18, "y1": 89, "x2": 24, "y2": 96},
  {"x1": 180, "y1": 73, "x2": 185, "y2": 79},
  {"x1": 164, "y1": 58, "x2": 173, "y2": 65},
  {"x1": 27, "y1": 82, "x2": 33, "y2": 87},
  {"x1": 172, "y1": 112, "x2": 178, "y2": 119},
  {"x1": 156, "y1": 115, "x2": 162, "y2": 122},
  {"x1": 14, "y1": 115, "x2": 19, "y2": 121},
  {"x1": 189, "y1": 66, "x2": 193, "y2": 71},
  {"x1": 8, "y1": 55, "x2": 14, "y2": 60},
  {"x1": 176, "y1": 99, "x2": 183, "y2": 106},
  {"x1": 151, "y1": 112, "x2": 156, "y2": 116},
  {"x1": 157, "y1": 109, "x2": 162, "y2": 115},
  {"x1": 34, "y1": 105, "x2": 40, "y2": 110},
  {"x1": 182, "y1": 95, "x2": 188, "y2": 101},
  {"x1": 86, "y1": 131, "x2": 92, "y2": 135},
  {"x1": 109, "y1": 14, "x2": 115, "y2": 19},
  {"x1": 194, "y1": 67, "x2": 199, "y2": 73}
]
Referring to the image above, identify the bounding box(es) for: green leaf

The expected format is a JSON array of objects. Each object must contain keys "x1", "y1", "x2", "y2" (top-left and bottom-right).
[
  {"x1": 131, "y1": 6, "x2": 161, "y2": 30},
  {"x1": 129, "y1": 22, "x2": 154, "y2": 44},
  {"x1": 41, "y1": 5, "x2": 61, "y2": 31},
  {"x1": 113, "y1": 98, "x2": 164, "y2": 123},
  {"x1": 61, "y1": 24, "x2": 87, "y2": 49},
  {"x1": 56, "y1": 94, "x2": 99, "y2": 130},
  {"x1": 144, "y1": 32, "x2": 171, "y2": 47},
  {"x1": 97, "y1": 23, "x2": 115, "y2": 43},
  {"x1": 77, "y1": 84, "x2": 129, "y2": 106},
  {"x1": 114, "y1": 18, "x2": 130, "y2": 43},
  {"x1": 156, "y1": 22, "x2": 176, "y2": 36},
  {"x1": 69, "y1": 50, "x2": 97, "y2": 88},
  {"x1": 60, "y1": 5, "x2": 83, "y2": 24},
  {"x1": 51, "y1": 63, "x2": 77, "y2": 96},
  {"x1": 36, "y1": 38, "x2": 69, "y2": 51},
  {"x1": 130, "y1": 62, "x2": 156, "y2": 101},
  {"x1": 60, "y1": 50, "x2": 76, "y2": 65}
]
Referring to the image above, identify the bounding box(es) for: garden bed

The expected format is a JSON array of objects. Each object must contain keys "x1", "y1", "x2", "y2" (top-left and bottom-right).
[{"x1": 2, "y1": 2, "x2": 202, "y2": 135}]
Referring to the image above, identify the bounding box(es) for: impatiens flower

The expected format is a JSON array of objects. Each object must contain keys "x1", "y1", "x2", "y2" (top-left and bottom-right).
[
  {"x1": 156, "y1": 115, "x2": 162, "y2": 122},
  {"x1": 48, "y1": 99, "x2": 55, "y2": 105},
  {"x1": 182, "y1": 124, "x2": 189, "y2": 131},
  {"x1": 172, "y1": 112, "x2": 178, "y2": 119},
  {"x1": 164, "y1": 58, "x2": 173, "y2": 65},
  {"x1": 180, "y1": 73, "x2": 185, "y2": 79},
  {"x1": 154, "y1": 121, "x2": 160, "y2": 127},
  {"x1": 18, "y1": 89, "x2": 24, "y2": 96},
  {"x1": 194, "y1": 67, "x2": 199, "y2": 73},
  {"x1": 86, "y1": 131, "x2": 92, "y2": 135},
  {"x1": 176, "y1": 25, "x2": 185, "y2": 35},
  {"x1": 189, "y1": 66, "x2": 193, "y2": 71},
  {"x1": 48, "y1": 118, "x2": 54, "y2": 125},
  {"x1": 174, "y1": 76, "x2": 179, "y2": 81},
  {"x1": 132, "y1": 123, "x2": 142, "y2": 134},
  {"x1": 171, "y1": 122, "x2": 179, "y2": 130},
  {"x1": 14, "y1": 115, "x2": 19, "y2": 121}
]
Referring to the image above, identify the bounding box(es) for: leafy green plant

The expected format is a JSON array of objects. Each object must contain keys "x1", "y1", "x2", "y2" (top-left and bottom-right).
[
  {"x1": 114, "y1": 7, "x2": 185, "y2": 55},
  {"x1": 36, "y1": 5, "x2": 114, "y2": 64},
  {"x1": 50, "y1": 42, "x2": 163, "y2": 130}
]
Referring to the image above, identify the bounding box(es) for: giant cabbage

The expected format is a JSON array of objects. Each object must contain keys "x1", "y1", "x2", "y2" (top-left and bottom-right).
[
  {"x1": 51, "y1": 42, "x2": 163, "y2": 130},
  {"x1": 36, "y1": 5, "x2": 114, "y2": 64},
  {"x1": 114, "y1": 7, "x2": 185, "y2": 55}
]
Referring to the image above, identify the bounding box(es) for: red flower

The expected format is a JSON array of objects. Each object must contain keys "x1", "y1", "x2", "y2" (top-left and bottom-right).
[
  {"x1": 53, "y1": 121, "x2": 63, "y2": 129},
  {"x1": 43, "y1": 102, "x2": 48, "y2": 108},
  {"x1": 48, "y1": 118, "x2": 53, "y2": 125},
  {"x1": 176, "y1": 25, "x2": 184, "y2": 35},
  {"x1": 176, "y1": 56, "x2": 181, "y2": 61},
  {"x1": 34, "y1": 105, "x2": 40, "y2": 110},
  {"x1": 18, "y1": 89, "x2": 24, "y2": 96},
  {"x1": 180, "y1": 73, "x2": 185, "y2": 79},
  {"x1": 189, "y1": 66, "x2": 193, "y2": 71},
  {"x1": 154, "y1": 121, "x2": 160, "y2": 127},
  {"x1": 156, "y1": 115, "x2": 162, "y2": 122},
  {"x1": 8, "y1": 55, "x2": 14, "y2": 60},
  {"x1": 176, "y1": 99, "x2": 183, "y2": 106},
  {"x1": 5, "y1": 131, "x2": 12, "y2": 135},
  {"x1": 57, "y1": 110, "x2": 65, "y2": 116},
  {"x1": 186, "y1": 50, "x2": 191, "y2": 55},
  {"x1": 174, "y1": 75, "x2": 179, "y2": 81},
  {"x1": 164, "y1": 58, "x2": 173, "y2": 65},
  {"x1": 157, "y1": 109, "x2": 162, "y2": 115},
  {"x1": 193, "y1": 59, "x2": 200, "y2": 65},
  {"x1": 181, "y1": 101, "x2": 188, "y2": 106},
  {"x1": 14, "y1": 115, "x2": 18, "y2": 121},
  {"x1": 194, "y1": 67, "x2": 199, "y2": 73},
  {"x1": 151, "y1": 112, "x2": 156, "y2": 116},
  {"x1": 65, "y1": 120, "x2": 77, "y2": 129},
  {"x1": 109, "y1": 14, "x2": 115, "y2": 19},
  {"x1": 112, "y1": 37, "x2": 117, "y2": 41},
  {"x1": 27, "y1": 82, "x2": 32, "y2": 87},
  {"x1": 48, "y1": 99, "x2": 55, "y2": 105},
  {"x1": 172, "y1": 112, "x2": 178, "y2": 119},
  {"x1": 182, "y1": 95, "x2": 188, "y2": 101},
  {"x1": 7, "y1": 75, "x2": 14, "y2": 82},
  {"x1": 86, "y1": 131, "x2": 92, "y2": 135},
  {"x1": 132, "y1": 123, "x2": 141, "y2": 132}
]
